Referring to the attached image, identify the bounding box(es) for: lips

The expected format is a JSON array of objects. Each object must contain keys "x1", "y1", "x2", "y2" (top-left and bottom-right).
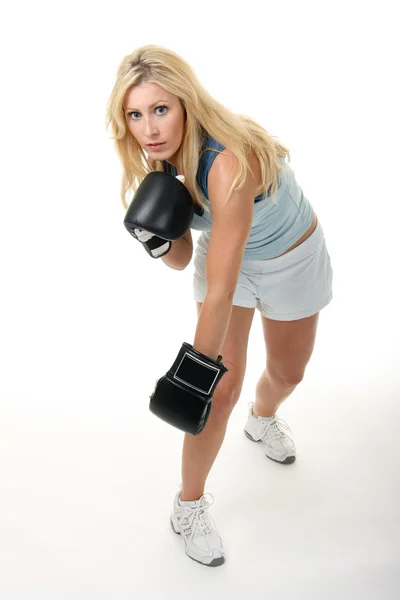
[{"x1": 148, "y1": 143, "x2": 165, "y2": 148}]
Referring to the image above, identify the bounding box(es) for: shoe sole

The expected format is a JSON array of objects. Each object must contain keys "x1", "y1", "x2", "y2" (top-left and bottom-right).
[
  {"x1": 244, "y1": 429, "x2": 296, "y2": 464},
  {"x1": 170, "y1": 518, "x2": 225, "y2": 567}
]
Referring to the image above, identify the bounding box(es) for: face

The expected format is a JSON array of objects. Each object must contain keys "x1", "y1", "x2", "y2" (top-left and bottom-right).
[{"x1": 123, "y1": 82, "x2": 186, "y2": 168}]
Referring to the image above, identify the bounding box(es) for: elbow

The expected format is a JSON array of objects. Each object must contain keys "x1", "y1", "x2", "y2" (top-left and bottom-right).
[
  {"x1": 177, "y1": 262, "x2": 190, "y2": 271},
  {"x1": 180, "y1": 251, "x2": 193, "y2": 270},
  {"x1": 206, "y1": 287, "x2": 235, "y2": 303}
]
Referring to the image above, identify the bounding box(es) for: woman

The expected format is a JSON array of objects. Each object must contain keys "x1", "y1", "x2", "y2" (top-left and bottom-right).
[{"x1": 105, "y1": 45, "x2": 333, "y2": 567}]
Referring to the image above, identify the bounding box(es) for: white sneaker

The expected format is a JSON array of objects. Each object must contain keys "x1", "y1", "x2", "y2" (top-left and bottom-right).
[
  {"x1": 244, "y1": 402, "x2": 296, "y2": 464},
  {"x1": 170, "y1": 487, "x2": 225, "y2": 567}
]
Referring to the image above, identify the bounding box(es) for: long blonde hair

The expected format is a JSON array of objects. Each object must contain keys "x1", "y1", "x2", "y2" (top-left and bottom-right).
[{"x1": 105, "y1": 45, "x2": 291, "y2": 212}]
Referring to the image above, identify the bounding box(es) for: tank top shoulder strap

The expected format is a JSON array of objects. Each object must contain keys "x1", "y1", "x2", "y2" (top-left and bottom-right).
[{"x1": 196, "y1": 134, "x2": 226, "y2": 198}]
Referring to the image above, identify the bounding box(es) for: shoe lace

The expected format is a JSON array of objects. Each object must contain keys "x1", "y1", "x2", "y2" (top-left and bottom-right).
[
  {"x1": 179, "y1": 493, "x2": 216, "y2": 544},
  {"x1": 258, "y1": 416, "x2": 292, "y2": 441}
]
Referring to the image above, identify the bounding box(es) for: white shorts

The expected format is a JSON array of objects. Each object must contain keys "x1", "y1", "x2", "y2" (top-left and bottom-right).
[{"x1": 193, "y1": 219, "x2": 333, "y2": 321}]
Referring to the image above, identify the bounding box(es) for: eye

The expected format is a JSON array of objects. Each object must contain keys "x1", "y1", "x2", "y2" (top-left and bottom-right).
[
  {"x1": 156, "y1": 105, "x2": 168, "y2": 115},
  {"x1": 127, "y1": 105, "x2": 168, "y2": 120}
]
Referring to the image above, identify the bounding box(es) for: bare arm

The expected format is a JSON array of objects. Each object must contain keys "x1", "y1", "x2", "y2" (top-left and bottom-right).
[
  {"x1": 193, "y1": 149, "x2": 260, "y2": 359},
  {"x1": 161, "y1": 229, "x2": 193, "y2": 270}
]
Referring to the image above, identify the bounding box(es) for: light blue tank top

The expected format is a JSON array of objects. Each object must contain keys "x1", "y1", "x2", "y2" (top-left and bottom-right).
[{"x1": 162, "y1": 134, "x2": 315, "y2": 259}]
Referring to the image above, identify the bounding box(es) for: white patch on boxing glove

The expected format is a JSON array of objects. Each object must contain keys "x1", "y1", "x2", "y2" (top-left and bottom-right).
[{"x1": 134, "y1": 228, "x2": 154, "y2": 243}]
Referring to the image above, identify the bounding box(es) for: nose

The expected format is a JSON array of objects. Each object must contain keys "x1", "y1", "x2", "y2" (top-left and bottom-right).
[{"x1": 143, "y1": 117, "x2": 159, "y2": 137}]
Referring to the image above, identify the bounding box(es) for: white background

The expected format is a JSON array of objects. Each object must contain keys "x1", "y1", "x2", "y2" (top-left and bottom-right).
[{"x1": 0, "y1": 1, "x2": 399, "y2": 598}]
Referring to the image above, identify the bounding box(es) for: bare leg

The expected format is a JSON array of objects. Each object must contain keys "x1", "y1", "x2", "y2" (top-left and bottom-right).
[
  {"x1": 179, "y1": 304, "x2": 255, "y2": 502},
  {"x1": 253, "y1": 313, "x2": 320, "y2": 418},
  {"x1": 180, "y1": 407, "x2": 229, "y2": 501},
  {"x1": 253, "y1": 368, "x2": 297, "y2": 417}
]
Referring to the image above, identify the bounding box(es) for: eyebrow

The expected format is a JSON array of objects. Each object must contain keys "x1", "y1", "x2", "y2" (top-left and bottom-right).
[{"x1": 124, "y1": 100, "x2": 169, "y2": 112}]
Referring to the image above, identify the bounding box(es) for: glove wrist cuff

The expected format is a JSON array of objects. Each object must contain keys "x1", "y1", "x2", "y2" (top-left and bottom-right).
[
  {"x1": 127, "y1": 228, "x2": 171, "y2": 258},
  {"x1": 168, "y1": 342, "x2": 228, "y2": 398}
]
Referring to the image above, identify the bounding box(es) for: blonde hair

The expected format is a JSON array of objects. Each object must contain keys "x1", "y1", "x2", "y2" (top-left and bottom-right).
[{"x1": 105, "y1": 45, "x2": 291, "y2": 212}]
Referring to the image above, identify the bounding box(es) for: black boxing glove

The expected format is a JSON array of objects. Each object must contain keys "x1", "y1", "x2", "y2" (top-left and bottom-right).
[
  {"x1": 124, "y1": 173, "x2": 193, "y2": 258},
  {"x1": 149, "y1": 343, "x2": 228, "y2": 435}
]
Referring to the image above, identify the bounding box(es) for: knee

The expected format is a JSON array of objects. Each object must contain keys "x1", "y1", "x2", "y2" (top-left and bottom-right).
[
  {"x1": 267, "y1": 362, "x2": 305, "y2": 388},
  {"x1": 210, "y1": 378, "x2": 243, "y2": 420}
]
